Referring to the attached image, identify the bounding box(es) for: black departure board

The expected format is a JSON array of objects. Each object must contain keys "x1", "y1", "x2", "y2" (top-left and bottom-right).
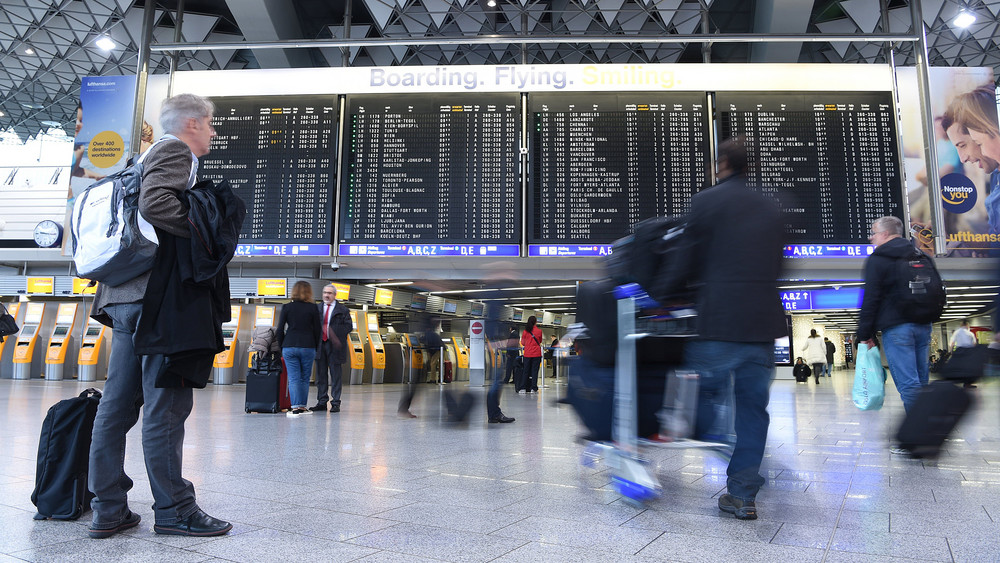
[
  {"x1": 199, "y1": 95, "x2": 337, "y2": 244},
  {"x1": 717, "y1": 92, "x2": 904, "y2": 244},
  {"x1": 529, "y1": 93, "x2": 710, "y2": 244},
  {"x1": 340, "y1": 94, "x2": 520, "y2": 248}
]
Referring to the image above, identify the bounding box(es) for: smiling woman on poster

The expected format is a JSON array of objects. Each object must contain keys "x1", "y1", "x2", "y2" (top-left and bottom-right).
[{"x1": 953, "y1": 86, "x2": 1000, "y2": 236}]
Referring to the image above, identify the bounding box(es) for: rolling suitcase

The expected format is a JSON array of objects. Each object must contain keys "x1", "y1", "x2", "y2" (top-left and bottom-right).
[
  {"x1": 245, "y1": 353, "x2": 287, "y2": 413},
  {"x1": 895, "y1": 381, "x2": 973, "y2": 458},
  {"x1": 31, "y1": 388, "x2": 102, "y2": 520}
]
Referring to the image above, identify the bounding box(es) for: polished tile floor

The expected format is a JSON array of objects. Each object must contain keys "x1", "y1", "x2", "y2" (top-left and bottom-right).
[{"x1": 1, "y1": 371, "x2": 999, "y2": 563}]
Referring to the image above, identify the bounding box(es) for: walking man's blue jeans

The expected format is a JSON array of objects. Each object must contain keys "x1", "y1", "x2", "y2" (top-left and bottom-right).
[
  {"x1": 685, "y1": 339, "x2": 774, "y2": 502},
  {"x1": 89, "y1": 303, "x2": 198, "y2": 527},
  {"x1": 881, "y1": 323, "x2": 931, "y2": 413}
]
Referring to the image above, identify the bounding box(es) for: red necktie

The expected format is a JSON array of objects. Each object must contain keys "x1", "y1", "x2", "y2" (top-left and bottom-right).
[{"x1": 322, "y1": 305, "x2": 330, "y2": 341}]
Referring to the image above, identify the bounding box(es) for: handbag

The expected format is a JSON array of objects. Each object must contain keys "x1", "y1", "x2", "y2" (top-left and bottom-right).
[
  {"x1": 852, "y1": 343, "x2": 886, "y2": 411},
  {"x1": 0, "y1": 302, "x2": 19, "y2": 341}
]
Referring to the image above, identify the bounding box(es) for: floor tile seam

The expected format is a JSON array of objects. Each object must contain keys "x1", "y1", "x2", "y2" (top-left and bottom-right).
[
  {"x1": 483, "y1": 539, "x2": 534, "y2": 562},
  {"x1": 3, "y1": 534, "x2": 88, "y2": 557}
]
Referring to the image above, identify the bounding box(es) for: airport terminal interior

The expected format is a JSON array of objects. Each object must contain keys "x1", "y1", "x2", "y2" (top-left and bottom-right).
[{"x1": 3, "y1": 0, "x2": 1000, "y2": 562}]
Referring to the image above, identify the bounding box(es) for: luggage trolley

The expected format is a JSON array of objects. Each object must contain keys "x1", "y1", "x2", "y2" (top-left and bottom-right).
[{"x1": 581, "y1": 283, "x2": 731, "y2": 507}]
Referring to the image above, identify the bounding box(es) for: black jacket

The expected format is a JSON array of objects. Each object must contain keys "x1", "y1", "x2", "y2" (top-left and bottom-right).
[
  {"x1": 133, "y1": 179, "x2": 246, "y2": 388},
  {"x1": 793, "y1": 363, "x2": 811, "y2": 379},
  {"x1": 857, "y1": 237, "x2": 926, "y2": 341},
  {"x1": 277, "y1": 300, "x2": 321, "y2": 350},
  {"x1": 825, "y1": 340, "x2": 836, "y2": 364},
  {"x1": 318, "y1": 301, "x2": 352, "y2": 364},
  {"x1": 684, "y1": 175, "x2": 787, "y2": 342}
]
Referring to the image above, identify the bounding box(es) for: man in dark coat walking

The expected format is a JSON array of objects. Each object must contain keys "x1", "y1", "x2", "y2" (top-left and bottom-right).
[
  {"x1": 682, "y1": 138, "x2": 787, "y2": 521},
  {"x1": 311, "y1": 284, "x2": 352, "y2": 412}
]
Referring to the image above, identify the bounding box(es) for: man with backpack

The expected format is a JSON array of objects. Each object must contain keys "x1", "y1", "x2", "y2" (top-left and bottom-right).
[
  {"x1": 857, "y1": 216, "x2": 942, "y2": 423},
  {"x1": 87, "y1": 94, "x2": 232, "y2": 539}
]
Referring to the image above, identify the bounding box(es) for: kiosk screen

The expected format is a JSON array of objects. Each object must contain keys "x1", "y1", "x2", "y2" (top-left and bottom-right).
[
  {"x1": 349, "y1": 333, "x2": 362, "y2": 345},
  {"x1": 85, "y1": 326, "x2": 101, "y2": 337},
  {"x1": 52, "y1": 326, "x2": 69, "y2": 337},
  {"x1": 199, "y1": 95, "x2": 338, "y2": 245},
  {"x1": 221, "y1": 329, "x2": 236, "y2": 339},
  {"x1": 410, "y1": 294, "x2": 427, "y2": 310},
  {"x1": 19, "y1": 326, "x2": 35, "y2": 338},
  {"x1": 340, "y1": 94, "x2": 521, "y2": 247},
  {"x1": 716, "y1": 91, "x2": 904, "y2": 244},
  {"x1": 529, "y1": 92, "x2": 710, "y2": 244}
]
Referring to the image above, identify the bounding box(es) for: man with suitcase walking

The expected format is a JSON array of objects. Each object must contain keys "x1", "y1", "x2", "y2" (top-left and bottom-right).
[
  {"x1": 857, "y1": 216, "x2": 942, "y2": 454},
  {"x1": 87, "y1": 94, "x2": 231, "y2": 539}
]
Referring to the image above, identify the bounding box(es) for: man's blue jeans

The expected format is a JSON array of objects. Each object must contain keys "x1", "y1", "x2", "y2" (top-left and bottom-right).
[
  {"x1": 282, "y1": 347, "x2": 316, "y2": 408},
  {"x1": 881, "y1": 323, "x2": 931, "y2": 413},
  {"x1": 685, "y1": 339, "x2": 774, "y2": 502},
  {"x1": 89, "y1": 303, "x2": 197, "y2": 527}
]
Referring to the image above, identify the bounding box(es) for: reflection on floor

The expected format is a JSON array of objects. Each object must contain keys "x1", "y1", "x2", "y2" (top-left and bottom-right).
[{"x1": 1, "y1": 372, "x2": 999, "y2": 562}]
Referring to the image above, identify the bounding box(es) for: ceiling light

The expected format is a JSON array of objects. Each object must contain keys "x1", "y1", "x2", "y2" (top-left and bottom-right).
[
  {"x1": 367, "y1": 281, "x2": 413, "y2": 287},
  {"x1": 953, "y1": 10, "x2": 976, "y2": 28},
  {"x1": 41, "y1": 120, "x2": 62, "y2": 127},
  {"x1": 95, "y1": 36, "x2": 117, "y2": 51},
  {"x1": 487, "y1": 0, "x2": 497, "y2": 6},
  {"x1": 23, "y1": 48, "x2": 34, "y2": 55},
  {"x1": 0, "y1": 111, "x2": 5, "y2": 117}
]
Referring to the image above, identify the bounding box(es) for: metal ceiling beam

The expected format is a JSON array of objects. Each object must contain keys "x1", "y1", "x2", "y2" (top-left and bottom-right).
[
  {"x1": 223, "y1": 0, "x2": 311, "y2": 67},
  {"x1": 149, "y1": 32, "x2": 920, "y2": 53},
  {"x1": 750, "y1": 0, "x2": 815, "y2": 62}
]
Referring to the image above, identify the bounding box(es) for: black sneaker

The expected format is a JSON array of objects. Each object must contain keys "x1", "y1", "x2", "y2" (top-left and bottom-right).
[
  {"x1": 308, "y1": 404, "x2": 327, "y2": 412},
  {"x1": 88, "y1": 510, "x2": 141, "y2": 539},
  {"x1": 718, "y1": 494, "x2": 758, "y2": 520}
]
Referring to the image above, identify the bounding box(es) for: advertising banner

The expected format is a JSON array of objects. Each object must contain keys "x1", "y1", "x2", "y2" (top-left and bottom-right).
[{"x1": 897, "y1": 67, "x2": 999, "y2": 256}]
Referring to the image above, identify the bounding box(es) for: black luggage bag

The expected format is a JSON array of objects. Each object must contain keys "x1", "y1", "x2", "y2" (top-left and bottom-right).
[
  {"x1": 245, "y1": 352, "x2": 285, "y2": 413},
  {"x1": 566, "y1": 356, "x2": 667, "y2": 442},
  {"x1": 31, "y1": 388, "x2": 102, "y2": 520},
  {"x1": 511, "y1": 356, "x2": 525, "y2": 390},
  {"x1": 896, "y1": 381, "x2": 973, "y2": 458}
]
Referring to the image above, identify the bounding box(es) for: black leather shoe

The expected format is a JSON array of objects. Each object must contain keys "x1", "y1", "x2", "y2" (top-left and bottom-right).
[
  {"x1": 330, "y1": 404, "x2": 341, "y2": 413},
  {"x1": 309, "y1": 404, "x2": 327, "y2": 412},
  {"x1": 489, "y1": 414, "x2": 515, "y2": 423},
  {"x1": 154, "y1": 509, "x2": 232, "y2": 537},
  {"x1": 89, "y1": 510, "x2": 141, "y2": 539}
]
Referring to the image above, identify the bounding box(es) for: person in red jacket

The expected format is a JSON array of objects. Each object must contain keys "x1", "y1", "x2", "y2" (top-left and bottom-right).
[{"x1": 519, "y1": 315, "x2": 543, "y2": 393}]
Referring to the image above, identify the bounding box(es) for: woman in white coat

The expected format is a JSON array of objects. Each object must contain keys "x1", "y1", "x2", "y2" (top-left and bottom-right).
[{"x1": 801, "y1": 329, "x2": 827, "y2": 384}]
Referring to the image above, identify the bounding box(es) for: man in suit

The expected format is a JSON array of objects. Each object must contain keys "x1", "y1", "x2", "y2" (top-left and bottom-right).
[
  {"x1": 88, "y1": 93, "x2": 232, "y2": 538},
  {"x1": 682, "y1": 138, "x2": 787, "y2": 520},
  {"x1": 311, "y1": 284, "x2": 352, "y2": 413}
]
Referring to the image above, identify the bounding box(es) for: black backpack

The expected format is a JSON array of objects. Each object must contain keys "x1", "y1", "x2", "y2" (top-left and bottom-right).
[
  {"x1": 605, "y1": 216, "x2": 694, "y2": 305},
  {"x1": 32, "y1": 388, "x2": 102, "y2": 520},
  {"x1": 895, "y1": 247, "x2": 946, "y2": 324}
]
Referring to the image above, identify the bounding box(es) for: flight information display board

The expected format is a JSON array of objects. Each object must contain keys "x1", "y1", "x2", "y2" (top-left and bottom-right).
[
  {"x1": 339, "y1": 94, "x2": 520, "y2": 256},
  {"x1": 199, "y1": 95, "x2": 337, "y2": 247},
  {"x1": 717, "y1": 92, "x2": 904, "y2": 244},
  {"x1": 529, "y1": 92, "x2": 710, "y2": 254}
]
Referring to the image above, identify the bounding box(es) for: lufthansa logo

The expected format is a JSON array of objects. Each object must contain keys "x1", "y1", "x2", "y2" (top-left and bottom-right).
[{"x1": 940, "y1": 173, "x2": 977, "y2": 214}]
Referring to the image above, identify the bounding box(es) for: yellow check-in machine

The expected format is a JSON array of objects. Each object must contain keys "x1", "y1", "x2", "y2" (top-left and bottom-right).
[
  {"x1": 13, "y1": 302, "x2": 47, "y2": 380},
  {"x1": 402, "y1": 333, "x2": 424, "y2": 383},
  {"x1": 365, "y1": 312, "x2": 385, "y2": 384},
  {"x1": 0, "y1": 303, "x2": 22, "y2": 379},
  {"x1": 213, "y1": 305, "x2": 243, "y2": 385},
  {"x1": 348, "y1": 310, "x2": 367, "y2": 384},
  {"x1": 246, "y1": 305, "x2": 275, "y2": 374},
  {"x1": 44, "y1": 303, "x2": 79, "y2": 380},
  {"x1": 452, "y1": 336, "x2": 469, "y2": 381},
  {"x1": 77, "y1": 317, "x2": 108, "y2": 382}
]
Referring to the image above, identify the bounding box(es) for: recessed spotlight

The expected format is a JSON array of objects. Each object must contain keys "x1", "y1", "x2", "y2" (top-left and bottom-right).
[
  {"x1": 95, "y1": 36, "x2": 116, "y2": 51},
  {"x1": 953, "y1": 10, "x2": 976, "y2": 28},
  {"x1": 24, "y1": 47, "x2": 34, "y2": 55},
  {"x1": 0, "y1": 111, "x2": 5, "y2": 117},
  {"x1": 487, "y1": 0, "x2": 496, "y2": 6}
]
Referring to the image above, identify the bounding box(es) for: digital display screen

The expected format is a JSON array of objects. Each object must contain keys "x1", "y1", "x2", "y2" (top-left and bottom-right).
[
  {"x1": 442, "y1": 301, "x2": 457, "y2": 314},
  {"x1": 340, "y1": 94, "x2": 520, "y2": 248},
  {"x1": 19, "y1": 326, "x2": 35, "y2": 339},
  {"x1": 512, "y1": 310, "x2": 523, "y2": 322},
  {"x1": 410, "y1": 294, "x2": 427, "y2": 310},
  {"x1": 349, "y1": 333, "x2": 362, "y2": 345},
  {"x1": 469, "y1": 303, "x2": 484, "y2": 316},
  {"x1": 52, "y1": 326, "x2": 69, "y2": 337},
  {"x1": 200, "y1": 95, "x2": 337, "y2": 245},
  {"x1": 221, "y1": 329, "x2": 236, "y2": 339},
  {"x1": 717, "y1": 92, "x2": 904, "y2": 244},
  {"x1": 85, "y1": 327, "x2": 101, "y2": 337},
  {"x1": 774, "y1": 336, "x2": 791, "y2": 365},
  {"x1": 529, "y1": 92, "x2": 710, "y2": 245},
  {"x1": 453, "y1": 336, "x2": 465, "y2": 347}
]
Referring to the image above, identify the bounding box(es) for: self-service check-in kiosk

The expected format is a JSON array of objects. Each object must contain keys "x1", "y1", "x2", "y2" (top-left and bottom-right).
[
  {"x1": 402, "y1": 334, "x2": 423, "y2": 383},
  {"x1": 348, "y1": 310, "x2": 366, "y2": 384},
  {"x1": 213, "y1": 305, "x2": 242, "y2": 385},
  {"x1": 77, "y1": 317, "x2": 108, "y2": 382},
  {"x1": 366, "y1": 313, "x2": 385, "y2": 384},
  {"x1": 45, "y1": 303, "x2": 79, "y2": 380},
  {"x1": 0, "y1": 303, "x2": 22, "y2": 379},
  {"x1": 381, "y1": 334, "x2": 405, "y2": 384},
  {"x1": 452, "y1": 336, "x2": 469, "y2": 381},
  {"x1": 13, "y1": 302, "x2": 47, "y2": 380},
  {"x1": 246, "y1": 305, "x2": 275, "y2": 376}
]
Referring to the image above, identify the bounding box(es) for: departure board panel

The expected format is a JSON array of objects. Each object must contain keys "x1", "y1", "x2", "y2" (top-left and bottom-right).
[
  {"x1": 339, "y1": 94, "x2": 520, "y2": 257},
  {"x1": 717, "y1": 92, "x2": 904, "y2": 244},
  {"x1": 529, "y1": 93, "x2": 710, "y2": 252},
  {"x1": 199, "y1": 95, "x2": 337, "y2": 246}
]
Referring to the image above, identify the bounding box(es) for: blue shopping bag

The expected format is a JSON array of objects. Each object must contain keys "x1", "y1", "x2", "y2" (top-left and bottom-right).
[{"x1": 852, "y1": 343, "x2": 886, "y2": 411}]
